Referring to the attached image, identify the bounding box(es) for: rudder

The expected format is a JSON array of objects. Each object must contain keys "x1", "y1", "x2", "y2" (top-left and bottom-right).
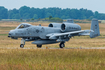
[{"x1": 90, "y1": 19, "x2": 100, "y2": 38}]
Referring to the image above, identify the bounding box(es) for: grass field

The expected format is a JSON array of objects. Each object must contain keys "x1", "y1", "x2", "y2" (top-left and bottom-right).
[
  {"x1": 0, "y1": 49, "x2": 105, "y2": 70},
  {"x1": 0, "y1": 21, "x2": 105, "y2": 70}
]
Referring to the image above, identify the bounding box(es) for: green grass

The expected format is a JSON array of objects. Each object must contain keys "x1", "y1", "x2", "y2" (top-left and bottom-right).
[
  {"x1": 0, "y1": 34, "x2": 8, "y2": 36},
  {"x1": 0, "y1": 26, "x2": 15, "y2": 30}
]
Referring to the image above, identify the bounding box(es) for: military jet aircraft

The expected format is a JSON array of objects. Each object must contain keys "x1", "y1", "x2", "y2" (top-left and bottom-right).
[{"x1": 8, "y1": 19, "x2": 100, "y2": 48}]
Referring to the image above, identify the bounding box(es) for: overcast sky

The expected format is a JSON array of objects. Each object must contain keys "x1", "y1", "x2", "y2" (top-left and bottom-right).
[{"x1": 0, "y1": 0, "x2": 105, "y2": 13}]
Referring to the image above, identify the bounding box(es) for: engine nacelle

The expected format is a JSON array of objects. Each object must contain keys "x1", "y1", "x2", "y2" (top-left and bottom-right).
[
  {"x1": 48, "y1": 23, "x2": 61, "y2": 28},
  {"x1": 61, "y1": 23, "x2": 81, "y2": 32}
]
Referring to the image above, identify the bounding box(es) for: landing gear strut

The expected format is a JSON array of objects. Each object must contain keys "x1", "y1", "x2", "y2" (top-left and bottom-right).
[
  {"x1": 59, "y1": 42, "x2": 65, "y2": 48},
  {"x1": 37, "y1": 44, "x2": 42, "y2": 48},
  {"x1": 20, "y1": 38, "x2": 25, "y2": 48}
]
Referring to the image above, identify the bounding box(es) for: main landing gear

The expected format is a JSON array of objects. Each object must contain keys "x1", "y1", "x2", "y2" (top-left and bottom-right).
[
  {"x1": 37, "y1": 44, "x2": 42, "y2": 48},
  {"x1": 20, "y1": 38, "x2": 25, "y2": 48},
  {"x1": 59, "y1": 42, "x2": 65, "y2": 48}
]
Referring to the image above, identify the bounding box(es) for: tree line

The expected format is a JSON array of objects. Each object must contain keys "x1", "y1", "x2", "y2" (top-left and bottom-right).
[{"x1": 0, "y1": 6, "x2": 105, "y2": 20}]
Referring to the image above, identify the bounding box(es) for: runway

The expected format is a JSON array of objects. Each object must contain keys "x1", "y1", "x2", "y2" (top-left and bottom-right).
[{"x1": 0, "y1": 47, "x2": 105, "y2": 49}]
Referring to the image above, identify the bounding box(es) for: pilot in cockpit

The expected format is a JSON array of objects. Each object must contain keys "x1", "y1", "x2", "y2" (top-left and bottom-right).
[
  {"x1": 19, "y1": 25, "x2": 24, "y2": 28},
  {"x1": 16, "y1": 23, "x2": 31, "y2": 29}
]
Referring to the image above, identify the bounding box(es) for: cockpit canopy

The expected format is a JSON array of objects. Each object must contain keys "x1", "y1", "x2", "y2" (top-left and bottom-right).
[{"x1": 16, "y1": 23, "x2": 31, "y2": 29}]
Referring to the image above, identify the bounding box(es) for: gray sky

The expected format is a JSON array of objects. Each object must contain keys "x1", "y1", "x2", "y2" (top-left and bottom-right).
[{"x1": 0, "y1": 0, "x2": 105, "y2": 13}]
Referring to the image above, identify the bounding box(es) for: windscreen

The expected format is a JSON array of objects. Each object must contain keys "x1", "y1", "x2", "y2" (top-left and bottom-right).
[
  {"x1": 16, "y1": 23, "x2": 31, "y2": 29},
  {"x1": 18, "y1": 25, "x2": 24, "y2": 29}
]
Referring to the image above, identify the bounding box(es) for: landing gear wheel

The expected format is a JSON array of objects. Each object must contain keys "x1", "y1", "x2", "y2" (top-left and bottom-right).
[
  {"x1": 37, "y1": 45, "x2": 42, "y2": 48},
  {"x1": 59, "y1": 42, "x2": 65, "y2": 48},
  {"x1": 20, "y1": 44, "x2": 24, "y2": 48}
]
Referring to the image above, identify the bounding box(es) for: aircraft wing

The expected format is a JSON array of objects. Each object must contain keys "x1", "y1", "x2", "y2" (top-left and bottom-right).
[{"x1": 46, "y1": 30, "x2": 94, "y2": 39}]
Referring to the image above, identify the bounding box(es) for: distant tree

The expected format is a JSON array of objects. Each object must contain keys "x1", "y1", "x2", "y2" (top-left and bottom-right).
[
  {"x1": 1, "y1": 6, "x2": 105, "y2": 20},
  {"x1": 20, "y1": 18, "x2": 22, "y2": 21},
  {"x1": 26, "y1": 19, "x2": 30, "y2": 22},
  {"x1": 30, "y1": 7, "x2": 36, "y2": 18},
  {"x1": 94, "y1": 11, "x2": 99, "y2": 18},
  {"x1": 31, "y1": 18, "x2": 34, "y2": 21},
  {"x1": 89, "y1": 16, "x2": 94, "y2": 20},
  {"x1": 19, "y1": 6, "x2": 30, "y2": 19},
  {"x1": 38, "y1": 18, "x2": 40, "y2": 21},
  {"x1": 23, "y1": 13, "x2": 30, "y2": 19},
  {"x1": 99, "y1": 14, "x2": 105, "y2": 20},
  {"x1": 33, "y1": 14, "x2": 38, "y2": 19},
  {"x1": 85, "y1": 10, "x2": 94, "y2": 18},
  {"x1": 49, "y1": 16, "x2": 52, "y2": 19},
  {"x1": 8, "y1": 9, "x2": 20, "y2": 19},
  {"x1": 12, "y1": 14, "x2": 20, "y2": 19},
  {"x1": 61, "y1": 15, "x2": 66, "y2": 19},
  {"x1": 0, "y1": 6, "x2": 8, "y2": 19},
  {"x1": 46, "y1": 13, "x2": 52, "y2": 18}
]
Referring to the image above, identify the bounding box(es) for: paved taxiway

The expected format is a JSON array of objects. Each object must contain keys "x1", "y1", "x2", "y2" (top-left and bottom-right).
[{"x1": 0, "y1": 47, "x2": 105, "y2": 49}]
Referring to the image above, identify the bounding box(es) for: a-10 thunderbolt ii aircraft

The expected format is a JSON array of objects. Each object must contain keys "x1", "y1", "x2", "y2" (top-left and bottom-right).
[{"x1": 8, "y1": 19, "x2": 100, "y2": 48}]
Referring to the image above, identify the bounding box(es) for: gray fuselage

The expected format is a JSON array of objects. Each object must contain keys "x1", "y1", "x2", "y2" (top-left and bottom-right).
[{"x1": 8, "y1": 23, "x2": 81, "y2": 40}]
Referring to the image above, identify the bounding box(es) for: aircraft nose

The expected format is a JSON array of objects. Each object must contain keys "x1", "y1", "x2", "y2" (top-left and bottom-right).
[
  {"x1": 8, "y1": 33, "x2": 13, "y2": 37},
  {"x1": 8, "y1": 30, "x2": 15, "y2": 37}
]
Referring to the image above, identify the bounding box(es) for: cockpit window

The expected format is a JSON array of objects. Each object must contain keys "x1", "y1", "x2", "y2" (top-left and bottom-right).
[
  {"x1": 16, "y1": 23, "x2": 31, "y2": 29},
  {"x1": 19, "y1": 25, "x2": 24, "y2": 29},
  {"x1": 25, "y1": 25, "x2": 30, "y2": 27}
]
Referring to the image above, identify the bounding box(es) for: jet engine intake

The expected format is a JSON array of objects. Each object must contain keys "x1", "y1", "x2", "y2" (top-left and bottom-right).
[{"x1": 61, "y1": 23, "x2": 81, "y2": 32}]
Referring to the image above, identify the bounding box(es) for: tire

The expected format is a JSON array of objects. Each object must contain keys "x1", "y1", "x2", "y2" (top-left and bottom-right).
[
  {"x1": 59, "y1": 42, "x2": 65, "y2": 48},
  {"x1": 37, "y1": 45, "x2": 42, "y2": 48},
  {"x1": 20, "y1": 44, "x2": 24, "y2": 48}
]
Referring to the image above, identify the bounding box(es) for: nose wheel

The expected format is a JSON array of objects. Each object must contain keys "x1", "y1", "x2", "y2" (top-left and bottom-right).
[
  {"x1": 59, "y1": 42, "x2": 65, "y2": 48},
  {"x1": 20, "y1": 38, "x2": 25, "y2": 48},
  {"x1": 20, "y1": 44, "x2": 24, "y2": 48}
]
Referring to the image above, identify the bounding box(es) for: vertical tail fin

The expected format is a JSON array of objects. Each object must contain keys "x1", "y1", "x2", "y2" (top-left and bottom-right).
[{"x1": 90, "y1": 19, "x2": 100, "y2": 38}]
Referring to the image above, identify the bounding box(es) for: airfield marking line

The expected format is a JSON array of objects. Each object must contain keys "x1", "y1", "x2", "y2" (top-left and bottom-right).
[{"x1": 0, "y1": 47, "x2": 105, "y2": 49}]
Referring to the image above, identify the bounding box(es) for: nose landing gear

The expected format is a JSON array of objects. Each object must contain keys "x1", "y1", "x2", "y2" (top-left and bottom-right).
[
  {"x1": 20, "y1": 38, "x2": 25, "y2": 48},
  {"x1": 20, "y1": 44, "x2": 24, "y2": 48}
]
